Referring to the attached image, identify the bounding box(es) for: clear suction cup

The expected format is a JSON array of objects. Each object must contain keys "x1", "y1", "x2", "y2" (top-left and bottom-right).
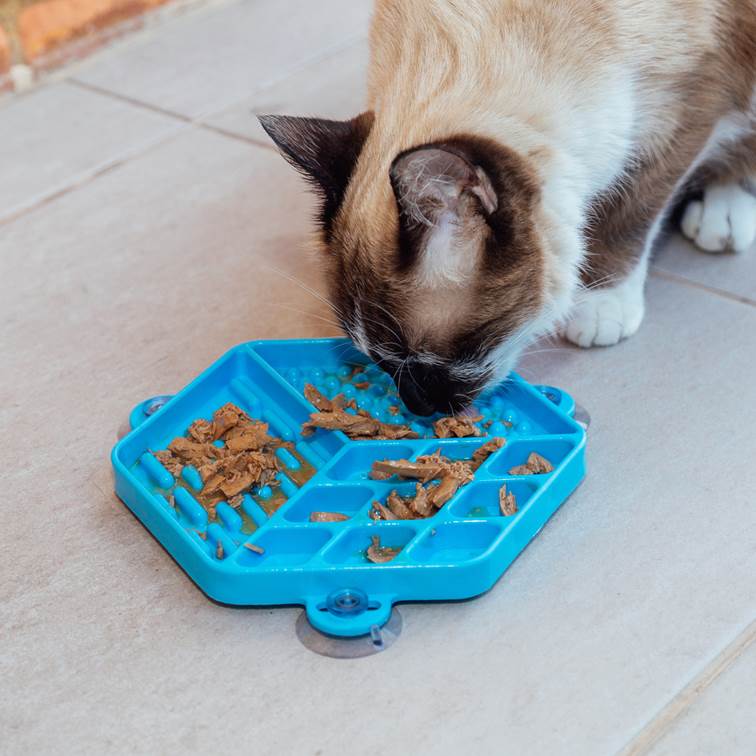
[
  {"x1": 572, "y1": 402, "x2": 591, "y2": 431},
  {"x1": 295, "y1": 608, "x2": 403, "y2": 658}
]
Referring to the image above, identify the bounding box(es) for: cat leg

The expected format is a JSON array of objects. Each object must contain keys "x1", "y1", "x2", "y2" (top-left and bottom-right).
[
  {"x1": 564, "y1": 175, "x2": 756, "y2": 348},
  {"x1": 561, "y1": 175, "x2": 660, "y2": 348},
  {"x1": 680, "y1": 180, "x2": 756, "y2": 254},
  {"x1": 562, "y1": 109, "x2": 750, "y2": 347},
  {"x1": 562, "y1": 254, "x2": 647, "y2": 348}
]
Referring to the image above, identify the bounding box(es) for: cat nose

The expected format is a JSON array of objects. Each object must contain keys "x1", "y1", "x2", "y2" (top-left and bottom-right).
[
  {"x1": 396, "y1": 378, "x2": 437, "y2": 416},
  {"x1": 393, "y1": 361, "x2": 462, "y2": 417}
]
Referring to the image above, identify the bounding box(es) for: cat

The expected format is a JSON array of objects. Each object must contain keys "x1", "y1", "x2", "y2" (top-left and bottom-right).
[{"x1": 260, "y1": 0, "x2": 756, "y2": 416}]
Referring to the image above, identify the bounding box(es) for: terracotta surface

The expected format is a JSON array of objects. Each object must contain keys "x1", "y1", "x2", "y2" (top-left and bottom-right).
[
  {"x1": 0, "y1": 23, "x2": 9, "y2": 71},
  {"x1": 18, "y1": 0, "x2": 169, "y2": 60},
  {"x1": 1, "y1": 1, "x2": 755, "y2": 753}
]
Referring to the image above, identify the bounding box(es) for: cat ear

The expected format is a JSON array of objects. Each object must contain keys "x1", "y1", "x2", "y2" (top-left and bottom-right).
[
  {"x1": 258, "y1": 113, "x2": 374, "y2": 205},
  {"x1": 389, "y1": 146, "x2": 498, "y2": 225}
]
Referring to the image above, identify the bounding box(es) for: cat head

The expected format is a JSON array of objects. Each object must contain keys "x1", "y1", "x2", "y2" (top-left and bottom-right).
[{"x1": 260, "y1": 113, "x2": 572, "y2": 416}]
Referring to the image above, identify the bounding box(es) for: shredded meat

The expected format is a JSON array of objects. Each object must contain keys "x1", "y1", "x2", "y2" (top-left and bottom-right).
[
  {"x1": 227, "y1": 494, "x2": 244, "y2": 509},
  {"x1": 369, "y1": 451, "x2": 476, "y2": 518},
  {"x1": 386, "y1": 490, "x2": 417, "y2": 520},
  {"x1": 433, "y1": 414, "x2": 483, "y2": 438},
  {"x1": 369, "y1": 500, "x2": 397, "y2": 521},
  {"x1": 370, "y1": 456, "x2": 447, "y2": 484},
  {"x1": 470, "y1": 437, "x2": 506, "y2": 469},
  {"x1": 301, "y1": 384, "x2": 418, "y2": 440},
  {"x1": 152, "y1": 403, "x2": 299, "y2": 513},
  {"x1": 508, "y1": 451, "x2": 554, "y2": 476},
  {"x1": 366, "y1": 535, "x2": 402, "y2": 563},
  {"x1": 153, "y1": 449, "x2": 184, "y2": 477},
  {"x1": 499, "y1": 484, "x2": 518, "y2": 516},
  {"x1": 309, "y1": 511, "x2": 350, "y2": 522}
]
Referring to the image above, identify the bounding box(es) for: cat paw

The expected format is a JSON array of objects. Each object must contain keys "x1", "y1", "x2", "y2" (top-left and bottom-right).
[
  {"x1": 562, "y1": 281, "x2": 645, "y2": 348},
  {"x1": 681, "y1": 183, "x2": 756, "y2": 254}
]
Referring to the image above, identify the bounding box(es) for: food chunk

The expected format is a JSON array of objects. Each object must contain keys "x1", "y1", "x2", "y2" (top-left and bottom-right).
[
  {"x1": 153, "y1": 403, "x2": 312, "y2": 516},
  {"x1": 301, "y1": 384, "x2": 418, "y2": 440},
  {"x1": 499, "y1": 484, "x2": 518, "y2": 516},
  {"x1": 368, "y1": 450, "x2": 477, "y2": 519},
  {"x1": 309, "y1": 511, "x2": 350, "y2": 523},
  {"x1": 366, "y1": 536, "x2": 402, "y2": 564},
  {"x1": 508, "y1": 452, "x2": 554, "y2": 476},
  {"x1": 470, "y1": 437, "x2": 506, "y2": 469},
  {"x1": 433, "y1": 415, "x2": 483, "y2": 438}
]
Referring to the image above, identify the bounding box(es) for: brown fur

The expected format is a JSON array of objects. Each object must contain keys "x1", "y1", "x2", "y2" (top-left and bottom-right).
[
  {"x1": 583, "y1": 1, "x2": 756, "y2": 284},
  {"x1": 262, "y1": 0, "x2": 755, "y2": 413},
  {"x1": 327, "y1": 135, "x2": 543, "y2": 356}
]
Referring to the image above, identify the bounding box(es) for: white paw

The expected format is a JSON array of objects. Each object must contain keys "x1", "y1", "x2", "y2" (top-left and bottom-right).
[
  {"x1": 681, "y1": 183, "x2": 756, "y2": 254},
  {"x1": 562, "y1": 280, "x2": 645, "y2": 348}
]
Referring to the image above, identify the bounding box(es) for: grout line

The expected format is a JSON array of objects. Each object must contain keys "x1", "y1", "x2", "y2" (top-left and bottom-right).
[
  {"x1": 617, "y1": 618, "x2": 756, "y2": 756},
  {"x1": 71, "y1": 31, "x2": 366, "y2": 138},
  {"x1": 0, "y1": 33, "x2": 367, "y2": 227},
  {"x1": 0, "y1": 121, "x2": 190, "y2": 227},
  {"x1": 650, "y1": 267, "x2": 756, "y2": 308},
  {"x1": 189, "y1": 33, "x2": 367, "y2": 124},
  {"x1": 0, "y1": 161, "x2": 125, "y2": 227},
  {"x1": 68, "y1": 78, "x2": 194, "y2": 123},
  {"x1": 68, "y1": 78, "x2": 276, "y2": 149},
  {"x1": 221, "y1": 35, "x2": 364, "y2": 107}
]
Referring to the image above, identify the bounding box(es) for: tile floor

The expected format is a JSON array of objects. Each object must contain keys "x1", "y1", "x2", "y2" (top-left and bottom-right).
[{"x1": 1, "y1": 1, "x2": 754, "y2": 753}]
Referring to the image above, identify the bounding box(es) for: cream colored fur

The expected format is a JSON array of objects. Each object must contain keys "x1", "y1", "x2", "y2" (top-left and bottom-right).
[{"x1": 341, "y1": 0, "x2": 754, "y2": 365}]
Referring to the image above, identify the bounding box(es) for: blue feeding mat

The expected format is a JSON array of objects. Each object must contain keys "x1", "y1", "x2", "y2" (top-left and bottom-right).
[{"x1": 112, "y1": 338, "x2": 586, "y2": 637}]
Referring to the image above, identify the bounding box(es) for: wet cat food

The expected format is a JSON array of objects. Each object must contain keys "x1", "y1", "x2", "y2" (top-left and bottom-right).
[
  {"x1": 499, "y1": 484, "x2": 518, "y2": 516},
  {"x1": 470, "y1": 437, "x2": 506, "y2": 469},
  {"x1": 368, "y1": 448, "x2": 487, "y2": 520},
  {"x1": 309, "y1": 511, "x2": 350, "y2": 523},
  {"x1": 433, "y1": 414, "x2": 484, "y2": 438},
  {"x1": 508, "y1": 451, "x2": 554, "y2": 476},
  {"x1": 113, "y1": 336, "x2": 586, "y2": 637},
  {"x1": 366, "y1": 535, "x2": 402, "y2": 564},
  {"x1": 301, "y1": 384, "x2": 418, "y2": 440},
  {"x1": 154, "y1": 403, "x2": 297, "y2": 517}
]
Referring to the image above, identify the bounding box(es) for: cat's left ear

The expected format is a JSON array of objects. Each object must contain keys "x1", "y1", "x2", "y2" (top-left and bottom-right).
[
  {"x1": 258, "y1": 112, "x2": 374, "y2": 206},
  {"x1": 389, "y1": 146, "x2": 498, "y2": 225}
]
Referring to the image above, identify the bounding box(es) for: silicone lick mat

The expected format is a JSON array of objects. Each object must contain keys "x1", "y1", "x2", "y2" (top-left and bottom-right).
[{"x1": 112, "y1": 338, "x2": 586, "y2": 637}]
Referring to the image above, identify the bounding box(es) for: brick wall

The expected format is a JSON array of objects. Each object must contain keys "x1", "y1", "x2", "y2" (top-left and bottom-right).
[{"x1": 0, "y1": 0, "x2": 172, "y2": 87}]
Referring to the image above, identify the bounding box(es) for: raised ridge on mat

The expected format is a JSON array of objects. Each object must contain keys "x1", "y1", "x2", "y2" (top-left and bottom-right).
[{"x1": 112, "y1": 338, "x2": 586, "y2": 636}]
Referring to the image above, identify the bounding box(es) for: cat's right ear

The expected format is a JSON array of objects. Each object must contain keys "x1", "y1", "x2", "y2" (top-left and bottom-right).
[{"x1": 257, "y1": 112, "x2": 374, "y2": 207}]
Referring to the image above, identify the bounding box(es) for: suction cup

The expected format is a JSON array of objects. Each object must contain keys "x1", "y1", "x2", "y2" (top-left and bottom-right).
[
  {"x1": 295, "y1": 608, "x2": 403, "y2": 658},
  {"x1": 573, "y1": 402, "x2": 591, "y2": 430}
]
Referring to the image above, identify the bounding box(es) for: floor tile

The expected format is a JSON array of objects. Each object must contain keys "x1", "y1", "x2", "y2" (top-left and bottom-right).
[
  {"x1": 74, "y1": 0, "x2": 373, "y2": 119},
  {"x1": 2, "y1": 118, "x2": 756, "y2": 753},
  {"x1": 0, "y1": 80, "x2": 178, "y2": 221},
  {"x1": 205, "y1": 40, "x2": 369, "y2": 143},
  {"x1": 652, "y1": 232, "x2": 756, "y2": 303},
  {"x1": 645, "y1": 631, "x2": 756, "y2": 756},
  {"x1": 0, "y1": 126, "x2": 334, "y2": 471}
]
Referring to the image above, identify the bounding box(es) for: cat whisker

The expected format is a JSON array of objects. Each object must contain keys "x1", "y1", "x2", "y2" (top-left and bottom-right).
[
  {"x1": 405, "y1": 362, "x2": 423, "y2": 395},
  {"x1": 395, "y1": 356, "x2": 409, "y2": 397},
  {"x1": 576, "y1": 272, "x2": 622, "y2": 294},
  {"x1": 365, "y1": 298, "x2": 404, "y2": 334},
  {"x1": 262, "y1": 264, "x2": 346, "y2": 320},
  {"x1": 520, "y1": 347, "x2": 568, "y2": 358},
  {"x1": 265, "y1": 303, "x2": 344, "y2": 331}
]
